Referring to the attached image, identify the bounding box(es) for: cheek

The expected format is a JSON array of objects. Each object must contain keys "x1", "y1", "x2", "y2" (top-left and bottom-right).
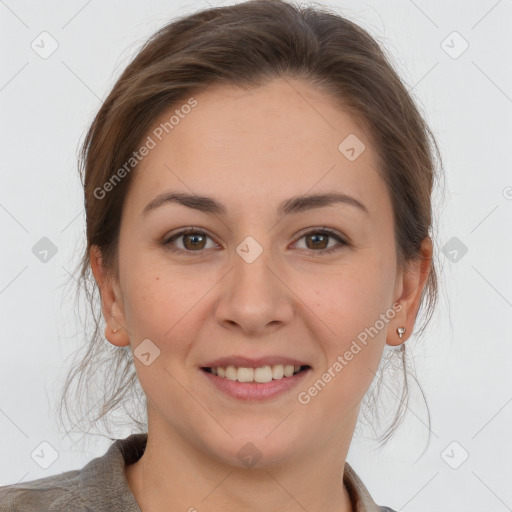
[
  {"x1": 119, "y1": 248, "x2": 178, "y2": 340},
  {"x1": 301, "y1": 281, "x2": 388, "y2": 417},
  {"x1": 304, "y1": 259, "x2": 393, "y2": 385},
  {"x1": 124, "y1": 278, "x2": 193, "y2": 348},
  {"x1": 308, "y1": 259, "x2": 394, "y2": 336},
  {"x1": 120, "y1": 252, "x2": 218, "y2": 357}
]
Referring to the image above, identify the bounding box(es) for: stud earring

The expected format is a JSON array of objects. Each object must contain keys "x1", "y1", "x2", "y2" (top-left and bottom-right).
[
  {"x1": 397, "y1": 327, "x2": 406, "y2": 339},
  {"x1": 112, "y1": 327, "x2": 120, "y2": 333}
]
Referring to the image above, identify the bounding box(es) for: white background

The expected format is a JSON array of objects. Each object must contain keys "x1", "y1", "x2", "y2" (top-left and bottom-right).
[{"x1": 1, "y1": 0, "x2": 511, "y2": 510}]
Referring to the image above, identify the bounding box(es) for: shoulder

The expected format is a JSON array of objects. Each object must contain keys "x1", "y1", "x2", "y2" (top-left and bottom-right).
[
  {"x1": 0, "y1": 433, "x2": 147, "y2": 512},
  {"x1": 0, "y1": 468, "x2": 86, "y2": 511}
]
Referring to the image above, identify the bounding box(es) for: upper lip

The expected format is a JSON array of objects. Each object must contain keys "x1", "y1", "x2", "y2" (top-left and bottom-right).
[{"x1": 202, "y1": 356, "x2": 311, "y2": 368}]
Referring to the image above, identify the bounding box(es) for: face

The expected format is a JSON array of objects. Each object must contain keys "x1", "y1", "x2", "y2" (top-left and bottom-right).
[{"x1": 93, "y1": 77, "x2": 427, "y2": 467}]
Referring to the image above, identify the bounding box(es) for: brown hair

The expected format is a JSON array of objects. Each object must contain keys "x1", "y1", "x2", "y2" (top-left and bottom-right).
[{"x1": 58, "y1": 0, "x2": 443, "y2": 447}]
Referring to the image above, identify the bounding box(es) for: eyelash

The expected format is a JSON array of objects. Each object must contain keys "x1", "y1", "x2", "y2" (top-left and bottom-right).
[{"x1": 163, "y1": 227, "x2": 349, "y2": 257}]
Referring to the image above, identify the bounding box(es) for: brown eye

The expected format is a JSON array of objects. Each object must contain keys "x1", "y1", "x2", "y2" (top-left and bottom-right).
[
  {"x1": 294, "y1": 229, "x2": 348, "y2": 255},
  {"x1": 163, "y1": 227, "x2": 348, "y2": 256},
  {"x1": 304, "y1": 232, "x2": 329, "y2": 250},
  {"x1": 181, "y1": 232, "x2": 207, "y2": 250},
  {"x1": 164, "y1": 229, "x2": 216, "y2": 253}
]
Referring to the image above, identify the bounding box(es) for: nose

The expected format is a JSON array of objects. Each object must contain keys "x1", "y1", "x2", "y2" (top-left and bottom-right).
[{"x1": 214, "y1": 242, "x2": 294, "y2": 337}]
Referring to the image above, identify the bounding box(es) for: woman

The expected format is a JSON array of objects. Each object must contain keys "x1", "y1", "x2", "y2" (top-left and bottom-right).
[{"x1": 0, "y1": 0, "x2": 440, "y2": 510}]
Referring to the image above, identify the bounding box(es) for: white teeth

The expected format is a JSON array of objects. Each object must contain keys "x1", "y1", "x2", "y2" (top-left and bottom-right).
[
  {"x1": 225, "y1": 365, "x2": 237, "y2": 380},
  {"x1": 209, "y1": 363, "x2": 305, "y2": 383},
  {"x1": 284, "y1": 365, "x2": 294, "y2": 377},
  {"x1": 272, "y1": 364, "x2": 284, "y2": 379},
  {"x1": 237, "y1": 367, "x2": 254, "y2": 382},
  {"x1": 254, "y1": 365, "x2": 273, "y2": 383}
]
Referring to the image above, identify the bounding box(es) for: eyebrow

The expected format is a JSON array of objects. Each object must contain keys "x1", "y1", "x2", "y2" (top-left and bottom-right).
[{"x1": 142, "y1": 191, "x2": 369, "y2": 218}]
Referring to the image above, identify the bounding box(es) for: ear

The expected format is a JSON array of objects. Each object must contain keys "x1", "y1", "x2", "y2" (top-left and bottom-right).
[
  {"x1": 89, "y1": 245, "x2": 130, "y2": 347},
  {"x1": 387, "y1": 237, "x2": 433, "y2": 346}
]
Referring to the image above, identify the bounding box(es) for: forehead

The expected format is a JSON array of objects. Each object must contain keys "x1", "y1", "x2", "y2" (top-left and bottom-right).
[{"x1": 125, "y1": 77, "x2": 389, "y2": 219}]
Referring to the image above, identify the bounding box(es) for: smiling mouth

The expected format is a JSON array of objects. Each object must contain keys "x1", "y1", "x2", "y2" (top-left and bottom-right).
[{"x1": 201, "y1": 364, "x2": 311, "y2": 383}]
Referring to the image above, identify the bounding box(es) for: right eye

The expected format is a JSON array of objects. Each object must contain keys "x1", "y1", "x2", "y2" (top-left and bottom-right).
[{"x1": 163, "y1": 228, "x2": 219, "y2": 254}]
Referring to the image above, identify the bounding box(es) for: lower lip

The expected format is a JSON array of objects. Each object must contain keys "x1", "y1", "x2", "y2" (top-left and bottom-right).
[{"x1": 200, "y1": 368, "x2": 311, "y2": 401}]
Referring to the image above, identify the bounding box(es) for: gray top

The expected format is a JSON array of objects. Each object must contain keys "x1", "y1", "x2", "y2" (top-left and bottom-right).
[{"x1": 0, "y1": 433, "x2": 396, "y2": 512}]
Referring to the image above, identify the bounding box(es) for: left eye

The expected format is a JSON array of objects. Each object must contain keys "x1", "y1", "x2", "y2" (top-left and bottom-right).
[
  {"x1": 293, "y1": 229, "x2": 347, "y2": 253},
  {"x1": 163, "y1": 228, "x2": 347, "y2": 255}
]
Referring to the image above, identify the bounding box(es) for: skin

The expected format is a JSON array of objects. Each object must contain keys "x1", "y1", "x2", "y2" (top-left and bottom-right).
[{"x1": 90, "y1": 77, "x2": 432, "y2": 512}]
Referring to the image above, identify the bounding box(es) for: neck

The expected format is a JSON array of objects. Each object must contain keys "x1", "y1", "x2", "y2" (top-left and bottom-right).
[{"x1": 126, "y1": 415, "x2": 356, "y2": 512}]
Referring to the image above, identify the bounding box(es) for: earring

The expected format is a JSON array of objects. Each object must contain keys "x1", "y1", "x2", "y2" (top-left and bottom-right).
[
  {"x1": 112, "y1": 327, "x2": 120, "y2": 333},
  {"x1": 397, "y1": 327, "x2": 406, "y2": 339}
]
